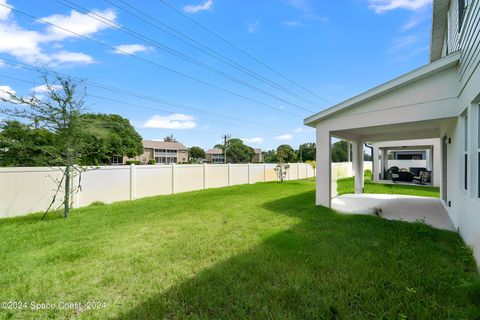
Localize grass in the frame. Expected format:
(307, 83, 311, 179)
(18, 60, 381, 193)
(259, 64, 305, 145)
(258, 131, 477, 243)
(337, 175, 441, 198)
(0, 179, 478, 319)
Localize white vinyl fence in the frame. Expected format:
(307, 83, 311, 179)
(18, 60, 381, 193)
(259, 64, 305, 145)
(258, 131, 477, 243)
(0, 161, 372, 218)
(0, 163, 313, 218)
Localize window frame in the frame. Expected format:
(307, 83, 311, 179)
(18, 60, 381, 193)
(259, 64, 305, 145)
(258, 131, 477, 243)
(477, 104, 480, 198)
(463, 113, 469, 191)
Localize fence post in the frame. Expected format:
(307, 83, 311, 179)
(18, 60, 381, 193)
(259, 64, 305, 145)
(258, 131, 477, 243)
(248, 163, 252, 184)
(203, 163, 207, 189)
(171, 163, 176, 194)
(130, 164, 136, 200)
(263, 163, 266, 182)
(228, 163, 231, 186)
(297, 163, 300, 180)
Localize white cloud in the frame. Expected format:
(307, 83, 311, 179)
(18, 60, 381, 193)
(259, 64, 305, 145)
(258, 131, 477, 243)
(113, 44, 153, 55)
(389, 35, 418, 52)
(285, 0, 311, 12)
(283, 21, 301, 28)
(275, 134, 293, 140)
(0, 59, 4, 67)
(0, 1, 116, 65)
(246, 20, 260, 33)
(143, 114, 196, 129)
(242, 137, 263, 144)
(0, 85, 15, 100)
(31, 84, 62, 93)
(0, 0, 11, 21)
(40, 9, 117, 42)
(368, 0, 432, 14)
(294, 127, 304, 133)
(182, 0, 214, 13)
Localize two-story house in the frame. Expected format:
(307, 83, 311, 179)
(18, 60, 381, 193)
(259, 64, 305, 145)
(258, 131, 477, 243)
(305, 0, 480, 265)
(124, 140, 188, 164)
(206, 148, 225, 163)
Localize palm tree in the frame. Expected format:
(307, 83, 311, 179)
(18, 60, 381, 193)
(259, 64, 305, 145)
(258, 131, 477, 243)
(164, 134, 177, 142)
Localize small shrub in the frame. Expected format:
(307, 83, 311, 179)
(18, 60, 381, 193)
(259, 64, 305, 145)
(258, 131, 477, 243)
(364, 169, 372, 179)
(148, 159, 156, 165)
(125, 160, 141, 165)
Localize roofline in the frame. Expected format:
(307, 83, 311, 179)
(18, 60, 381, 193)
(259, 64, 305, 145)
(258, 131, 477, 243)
(304, 51, 460, 127)
(429, 0, 449, 62)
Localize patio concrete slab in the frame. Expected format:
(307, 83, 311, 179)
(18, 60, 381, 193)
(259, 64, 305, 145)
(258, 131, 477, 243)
(332, 194, 455, 231)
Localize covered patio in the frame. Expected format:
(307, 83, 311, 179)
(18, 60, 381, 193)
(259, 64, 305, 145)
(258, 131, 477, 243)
(332, 194, 455, 231)
(304, 52, 460, 209)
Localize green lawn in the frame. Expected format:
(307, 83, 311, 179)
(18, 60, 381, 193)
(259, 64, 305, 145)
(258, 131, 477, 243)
(337, 176, 441, 198)
(0, 179, 478, 319)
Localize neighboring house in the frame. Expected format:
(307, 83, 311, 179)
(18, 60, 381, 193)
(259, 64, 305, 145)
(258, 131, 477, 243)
(253, 148, 263, 163)
(304, 0, 480, 264)
(371, 139, 441, 187)
(206, 148, 225, 163)
(123, 140, 188, 164)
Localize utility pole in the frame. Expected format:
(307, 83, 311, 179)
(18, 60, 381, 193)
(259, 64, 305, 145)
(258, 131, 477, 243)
(222, 134, 231, 164)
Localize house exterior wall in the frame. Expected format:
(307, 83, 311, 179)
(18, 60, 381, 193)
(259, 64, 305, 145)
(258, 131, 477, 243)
(310, 0, 480, 265)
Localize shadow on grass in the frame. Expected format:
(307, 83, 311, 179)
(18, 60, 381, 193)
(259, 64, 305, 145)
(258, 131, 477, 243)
(115, 191, 479, 319)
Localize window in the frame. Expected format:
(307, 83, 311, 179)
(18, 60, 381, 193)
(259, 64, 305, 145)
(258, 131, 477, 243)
(464, 114, 469, 190)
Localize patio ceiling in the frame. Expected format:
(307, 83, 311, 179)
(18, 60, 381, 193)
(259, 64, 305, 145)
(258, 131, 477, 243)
(330, 118, 452, 143)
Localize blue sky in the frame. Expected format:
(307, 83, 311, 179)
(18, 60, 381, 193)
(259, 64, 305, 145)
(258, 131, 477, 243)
(0, 0, 433, 150)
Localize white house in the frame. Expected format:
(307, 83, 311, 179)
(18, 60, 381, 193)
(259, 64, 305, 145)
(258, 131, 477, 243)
(305, 0, 480, 264)
(371, 138, 441, 187)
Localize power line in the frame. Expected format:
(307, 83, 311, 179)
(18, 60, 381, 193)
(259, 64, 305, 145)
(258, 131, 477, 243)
(0, 71, 289, 134)
(0, 56, 287, 129)
(53, 0, 315, 114)
(158, 0, 329, 103)
(0, 3, 303, 118)
(102, 0, 320, 108)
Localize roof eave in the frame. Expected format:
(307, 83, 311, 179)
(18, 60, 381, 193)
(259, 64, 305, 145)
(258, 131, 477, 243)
(304, 51, 460, 127)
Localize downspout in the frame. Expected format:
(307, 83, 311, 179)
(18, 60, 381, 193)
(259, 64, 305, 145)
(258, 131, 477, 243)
(364, 143, 373, 181)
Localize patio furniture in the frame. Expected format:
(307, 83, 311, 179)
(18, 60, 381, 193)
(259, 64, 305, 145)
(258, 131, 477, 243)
(410, 167, 427, 177)
(413, 170, 431, 185)
(392, 171, 414, 183)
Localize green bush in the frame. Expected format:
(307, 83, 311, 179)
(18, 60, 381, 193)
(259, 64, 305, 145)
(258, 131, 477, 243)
(364, 169, 372, 179)
(125, 160, 141, 165)
(148, 159, 156, 165)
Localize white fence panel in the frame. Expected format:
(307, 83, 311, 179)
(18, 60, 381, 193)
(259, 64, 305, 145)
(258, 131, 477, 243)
(0, 162, 324, 218)
(0, 167, 64, 218)
(230, 164, 249, 186)
(176, 165, 203, 193)
(78, 166, 131, 206)
(205, 164, 228, 189)
(265, 164, 278, 181)
(136, 165, 173, 198)
(250, 164, 265, 183)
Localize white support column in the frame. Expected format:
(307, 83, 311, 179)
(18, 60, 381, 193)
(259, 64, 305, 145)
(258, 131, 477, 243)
(228, 163, 231, 186)
(381, 149, 389, 180)
(316, 128, 331, 207)
(352, 140, 364, 194)
(372, 145, 380, 182)
(203, 163, 207, 189)
(129, 164, 136, 200)
(171, 163, 176, 194)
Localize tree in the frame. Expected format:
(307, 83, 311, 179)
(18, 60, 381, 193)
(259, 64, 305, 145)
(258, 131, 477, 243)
(331, 140, 372, 162)
(277, 144, 297, 163)
(164, 134, 177, 142)
(0, 120, 57, 166)
(215, 138, 254, 163)
(263, 150, 277, 163)
(1, 75, 87, 219)
(80, 113, 143, 165)
(331, 140, 348, 162)
(189, 146, 205, 162)
(297, 143, 315, 162)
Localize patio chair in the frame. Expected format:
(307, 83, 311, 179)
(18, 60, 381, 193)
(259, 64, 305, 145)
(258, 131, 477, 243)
(413, 170, 431, 185)
(392, 171, 414, 183)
